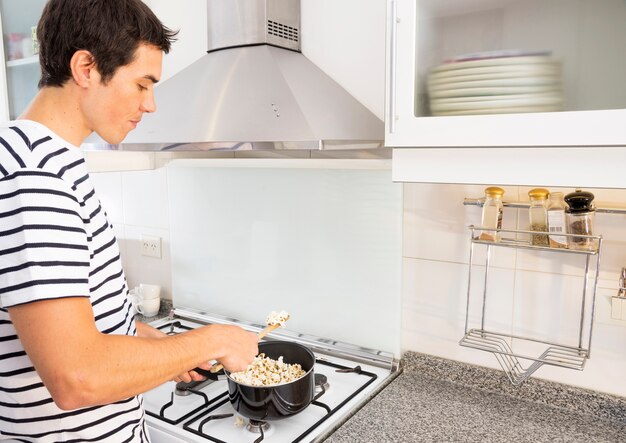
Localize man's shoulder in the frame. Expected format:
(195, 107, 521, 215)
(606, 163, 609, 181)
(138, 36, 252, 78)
(0, 120, 57, 150)
(0, 120, 82, 178)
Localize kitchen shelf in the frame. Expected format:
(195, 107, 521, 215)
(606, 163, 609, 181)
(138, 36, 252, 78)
(469, 226, 599, 256)
(460, 329, 588, 385)
(464, 198, 626, 215)
(460, 225, 602, 386)
(6, 55, 38, 68)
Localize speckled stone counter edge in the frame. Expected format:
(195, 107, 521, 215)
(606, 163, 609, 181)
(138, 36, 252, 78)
(315, 368, 403, 442)
(134, 299, 173, 324)
(402, 351, 626, 424)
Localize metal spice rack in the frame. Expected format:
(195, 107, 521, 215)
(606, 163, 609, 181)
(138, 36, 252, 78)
(459, 224, 603, 386)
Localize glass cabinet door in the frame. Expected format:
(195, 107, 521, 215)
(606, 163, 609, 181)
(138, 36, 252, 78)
(386, 0, 626, 147)
(414, 0, 626, 118)
(1, 0, 46, 120)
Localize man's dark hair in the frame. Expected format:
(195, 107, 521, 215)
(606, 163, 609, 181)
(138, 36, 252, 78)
(37, 0, 178, 88)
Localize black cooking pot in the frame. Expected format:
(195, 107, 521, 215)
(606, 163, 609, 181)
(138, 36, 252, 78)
(225, 341, 315, 421)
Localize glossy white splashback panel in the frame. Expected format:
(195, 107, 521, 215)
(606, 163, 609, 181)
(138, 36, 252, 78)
(167, 159, 402, 355)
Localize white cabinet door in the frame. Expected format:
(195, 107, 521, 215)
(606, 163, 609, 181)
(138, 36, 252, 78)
(385, 0, 626, 148)
(0, 9, 10, 121)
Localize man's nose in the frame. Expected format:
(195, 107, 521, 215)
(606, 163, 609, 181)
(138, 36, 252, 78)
(141, 91, 156, 113)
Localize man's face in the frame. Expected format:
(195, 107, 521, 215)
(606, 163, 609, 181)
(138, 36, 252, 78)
(83, 43, 163, 144)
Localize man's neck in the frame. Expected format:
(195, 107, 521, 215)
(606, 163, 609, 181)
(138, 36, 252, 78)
(19, 85, 91, 147)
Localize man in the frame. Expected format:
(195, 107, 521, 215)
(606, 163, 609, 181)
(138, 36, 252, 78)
(0, 1, 258, 441)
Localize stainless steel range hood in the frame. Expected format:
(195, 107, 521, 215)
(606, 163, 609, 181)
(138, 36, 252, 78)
(107, 0, 383, 151)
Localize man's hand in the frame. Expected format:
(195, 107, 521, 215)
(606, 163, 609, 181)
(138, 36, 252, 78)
(201, 324, 259, 373)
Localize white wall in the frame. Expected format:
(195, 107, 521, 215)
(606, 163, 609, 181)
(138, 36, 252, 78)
(90, 169, 173, 300)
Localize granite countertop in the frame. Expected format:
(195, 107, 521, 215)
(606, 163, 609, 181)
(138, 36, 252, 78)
(325, 352, 626, 443)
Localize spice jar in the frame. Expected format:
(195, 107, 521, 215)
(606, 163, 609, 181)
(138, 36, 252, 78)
(547, 192, 568, 249)
(479, 187, 504, 241)
(564, 189, 596, 251)
(528, 188, 549, 246)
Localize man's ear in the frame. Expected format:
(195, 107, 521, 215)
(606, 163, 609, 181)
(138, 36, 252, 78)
(70, 50, 99, 88)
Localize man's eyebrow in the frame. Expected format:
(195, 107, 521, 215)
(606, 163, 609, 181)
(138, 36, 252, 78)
(143, 75, 159, 84)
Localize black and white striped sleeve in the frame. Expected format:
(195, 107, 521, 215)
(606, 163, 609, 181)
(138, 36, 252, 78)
(0, 168, 90, 308)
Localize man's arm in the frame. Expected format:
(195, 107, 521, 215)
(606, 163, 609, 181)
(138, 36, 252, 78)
(9, 297, 258, 410)
(135, 321, 212, 383)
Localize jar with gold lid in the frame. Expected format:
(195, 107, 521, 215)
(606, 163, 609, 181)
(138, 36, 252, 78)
(528, 188, 550, 246)
(479, 186, 504, 241)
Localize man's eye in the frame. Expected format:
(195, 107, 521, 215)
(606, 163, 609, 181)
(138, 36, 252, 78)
(138, 84, 148, 91)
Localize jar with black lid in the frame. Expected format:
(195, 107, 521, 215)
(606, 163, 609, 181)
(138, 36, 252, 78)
(564, 189, 597, 251)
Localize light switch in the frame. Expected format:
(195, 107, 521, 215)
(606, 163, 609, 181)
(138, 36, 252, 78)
(611, 296, 623, 320)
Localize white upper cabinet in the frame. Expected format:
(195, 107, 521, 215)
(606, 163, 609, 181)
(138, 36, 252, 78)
(0, 0, 45, 121)
(385, 0, 626, 148)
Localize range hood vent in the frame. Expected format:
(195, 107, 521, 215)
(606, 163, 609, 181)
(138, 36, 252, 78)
(108, 0, 384, 152)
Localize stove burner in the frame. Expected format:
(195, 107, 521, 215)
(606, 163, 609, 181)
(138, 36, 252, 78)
(174, 381, 194, 396)
(314, 373, 330, 394)
(246, 419, 271, 434)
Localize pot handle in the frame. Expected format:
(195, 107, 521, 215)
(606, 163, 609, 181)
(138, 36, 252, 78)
(192, 366, 223, 380)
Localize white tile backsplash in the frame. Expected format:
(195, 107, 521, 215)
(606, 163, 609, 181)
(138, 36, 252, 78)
(84, 151, 155, 172)
(90, 172, 124, 224)
(121, 225, 172, 300)
(403, 183, 518, 269)
(90, 167, 174, 300)
(121, 168, 170, 229)
(402, 182, 626, 397)
(511, 270, 593, 347)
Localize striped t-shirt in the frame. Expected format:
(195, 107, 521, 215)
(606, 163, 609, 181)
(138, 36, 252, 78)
(0, 120, 149, 442)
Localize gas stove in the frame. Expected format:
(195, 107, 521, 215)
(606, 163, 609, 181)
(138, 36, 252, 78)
(144, 309, 398, 443)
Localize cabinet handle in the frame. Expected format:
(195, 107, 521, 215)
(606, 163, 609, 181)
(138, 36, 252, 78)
(388, 0, 398, 134)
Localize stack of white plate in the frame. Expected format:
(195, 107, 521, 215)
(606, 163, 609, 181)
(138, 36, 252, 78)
(427, 52, 563, 116)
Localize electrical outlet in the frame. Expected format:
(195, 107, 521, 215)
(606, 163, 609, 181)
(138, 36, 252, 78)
(141, 235, 161, 259)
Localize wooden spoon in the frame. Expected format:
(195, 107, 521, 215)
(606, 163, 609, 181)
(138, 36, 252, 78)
(208, 313, 290, 373)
